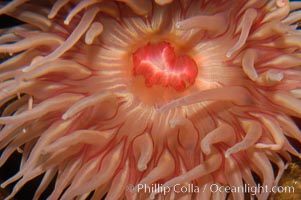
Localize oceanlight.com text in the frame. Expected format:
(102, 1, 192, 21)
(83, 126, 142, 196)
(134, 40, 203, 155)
(126, 183, 295, 197)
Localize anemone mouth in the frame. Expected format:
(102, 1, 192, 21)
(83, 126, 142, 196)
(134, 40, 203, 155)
(132, 41, 198, 91)
(1, 0, 301, 200)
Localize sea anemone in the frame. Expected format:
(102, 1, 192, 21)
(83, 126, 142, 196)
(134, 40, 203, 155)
(1, 0, 301, 199)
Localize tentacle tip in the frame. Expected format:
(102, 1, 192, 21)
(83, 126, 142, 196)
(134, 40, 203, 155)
(138, 164, 147, 171)
(40, 148, 49, 155)
(63, 20, 70, 25)
(22, 66, 31, 72)
(225, 151, 231, 158)
(276, 0, 289, 8)
(62, 114, 69, 120)
(156, 106, 166, 113)
(175, 22, 182, 29)
(201, 146, 211, 155)
(149, 193, 156, 200)
(48, 15, 54, 19)
(85, 39, 93, 45)
(250, 74, 258, 81)
(169, 120, 176, 128)
(48, 13, 55, 19)
(226, 51, 232, 58)
(1, 182, 9, 189)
